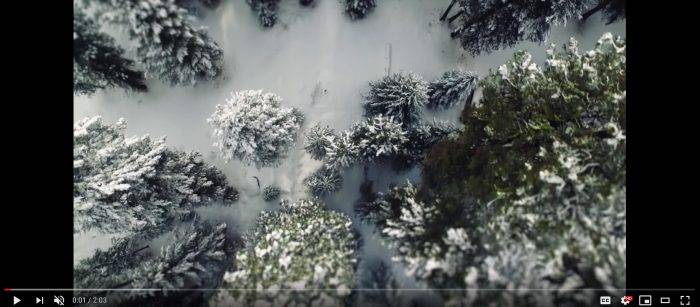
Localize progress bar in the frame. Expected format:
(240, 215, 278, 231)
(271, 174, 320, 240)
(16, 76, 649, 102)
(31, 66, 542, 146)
(4, 288, 697, 292)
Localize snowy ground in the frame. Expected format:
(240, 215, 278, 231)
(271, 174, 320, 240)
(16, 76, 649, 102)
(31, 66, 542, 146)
(74, 0, 625, 296)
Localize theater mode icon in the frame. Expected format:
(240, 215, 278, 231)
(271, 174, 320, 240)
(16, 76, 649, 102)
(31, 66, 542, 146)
(600, 296, 612, 305)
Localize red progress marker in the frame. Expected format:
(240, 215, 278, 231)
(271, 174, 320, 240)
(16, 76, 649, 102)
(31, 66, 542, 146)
(3, 288, 11, 292)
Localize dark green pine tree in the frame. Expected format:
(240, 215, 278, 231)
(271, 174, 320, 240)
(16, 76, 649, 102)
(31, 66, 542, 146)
(73, 6, 147, 95)
(370, 34, 628, 305)
(447, 0, 589, 55)
(402, 121, 456, 160)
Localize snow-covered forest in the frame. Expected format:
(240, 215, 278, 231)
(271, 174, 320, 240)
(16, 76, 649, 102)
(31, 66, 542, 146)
(74, 0, 626, 306)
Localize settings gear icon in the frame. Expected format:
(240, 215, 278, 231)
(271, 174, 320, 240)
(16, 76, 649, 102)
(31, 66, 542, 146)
(621, 295, 634, 305)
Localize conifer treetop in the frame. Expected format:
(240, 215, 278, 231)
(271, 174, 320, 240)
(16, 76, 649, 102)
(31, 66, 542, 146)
(212, 199, 357, 306)
(208, 90, 304, 168)
(73, 5, 147, 95)
(74, 116, 238, 234)
(98, 0, 224, 86)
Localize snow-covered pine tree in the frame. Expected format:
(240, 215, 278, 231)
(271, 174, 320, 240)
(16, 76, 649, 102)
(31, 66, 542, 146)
(366, 34, 626, 305)
(426, 70, 478, 109)
(73, 6, 147, 95)
(303, 165, 343, 196)
(159, 149, 240, 203)
(345, 0, 377, 20)
(75, 220, 234, 306)
(262, 185, 281, 201)
(74, 116, 238, 234)
(97, 0, 223, 86)
(349, 115, 408, 163)
(323, 131, 359, 170)
(357, 181, 476, 296)
(356, 180, 421, 229)
(304, 123, 337, 160)
(247, 0, 280, 27)
(208, 90, 304, 168)
(74, 227, 157, 294)
(449, 0, 588, 55)
(211, 199, 358, 307)
(317, 116, 448, 172)
(363, 72, 428, 127)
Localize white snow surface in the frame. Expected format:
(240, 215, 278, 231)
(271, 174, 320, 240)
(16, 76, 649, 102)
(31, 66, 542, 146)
(74, 0, 625, 293)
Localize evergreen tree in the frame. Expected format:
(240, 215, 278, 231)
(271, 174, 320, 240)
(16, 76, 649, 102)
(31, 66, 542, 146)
(426, 70, 478, 109)
(97, 0, 224, 85)
(300, 0, 315, 7)
(262, 185, 281, 201)
(425, 33, 626, 201)
(304, 123, 337, 161)
(323, 131, 359, 170)
(449, 0, 588, 55)
(75, 220, 234, 306)
(74, 116, 238, 234)
(356, 180, 421, 230)
(363, 72, 428, 127)
(363, 34, 627, 305)
(212, 199, 358, 307)
(208, 90, 304, 168)
(349, 115, 408, 163)
(345, 0, 377, 20)
(304, 165, 343, 196)
(392, 120, 456, 170)
(356, 259, 400, 307)
(353, 178, 378, 222)
(73, 6, 147, 95)
(404, 121, 457, 157)
(318, 117, 452, 171)
(247, 0, 280, 27)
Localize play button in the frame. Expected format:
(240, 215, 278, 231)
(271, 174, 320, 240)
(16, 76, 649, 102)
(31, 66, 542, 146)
(13, 296, 20, 305)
